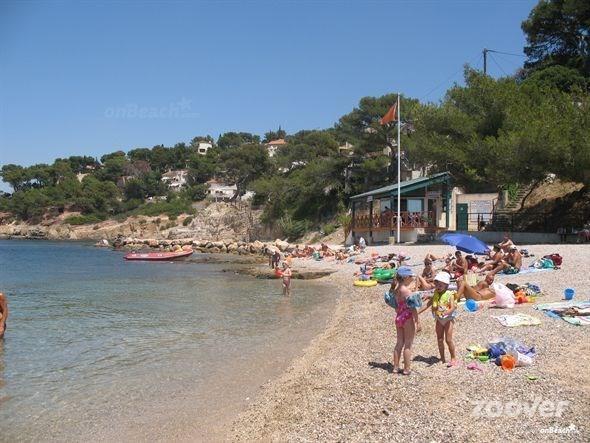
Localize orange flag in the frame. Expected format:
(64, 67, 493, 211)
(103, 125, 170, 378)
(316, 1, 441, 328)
(379, 103, 397, 125)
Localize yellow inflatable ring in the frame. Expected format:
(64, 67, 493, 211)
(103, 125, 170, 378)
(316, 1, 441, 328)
(353, 279, 378, 287)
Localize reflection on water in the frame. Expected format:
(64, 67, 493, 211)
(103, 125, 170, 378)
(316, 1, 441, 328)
(0, 240, 333, 441)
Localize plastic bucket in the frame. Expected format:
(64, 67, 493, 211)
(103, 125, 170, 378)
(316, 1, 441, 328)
(464, 299, 478, 312)
(501, 355, 516, 371)
(564, 288, 575, 300)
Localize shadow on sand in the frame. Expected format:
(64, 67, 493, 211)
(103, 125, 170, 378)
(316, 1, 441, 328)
(412, 355, 441, 366)
(368, 361, 394, 373)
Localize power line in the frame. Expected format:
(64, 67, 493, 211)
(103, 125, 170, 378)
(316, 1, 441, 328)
(419, 52, 482, 102)
(487, 49, 526, 58)
(489, 52, 509, 76)
(493, 52, 523, 71)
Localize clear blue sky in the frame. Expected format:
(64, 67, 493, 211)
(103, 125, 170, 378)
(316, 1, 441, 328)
(0, 0, 537, 176)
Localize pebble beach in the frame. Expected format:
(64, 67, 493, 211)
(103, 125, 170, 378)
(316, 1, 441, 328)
(231, 244, 590, 442)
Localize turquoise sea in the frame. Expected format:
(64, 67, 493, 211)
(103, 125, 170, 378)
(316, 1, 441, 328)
(0, 240, 334, 441)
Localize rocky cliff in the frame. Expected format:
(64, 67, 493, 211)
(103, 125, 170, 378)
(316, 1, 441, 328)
(0, 202, 274, 242)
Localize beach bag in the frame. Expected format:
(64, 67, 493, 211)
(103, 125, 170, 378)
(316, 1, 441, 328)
(491, 283, 515, 308)
(543, 253, 562, 266)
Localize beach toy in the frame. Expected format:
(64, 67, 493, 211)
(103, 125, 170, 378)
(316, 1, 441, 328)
(501, 355, 516, 371)
(464, 299, 478, 312)
(353, 279, 378, 287)
(467, 362, 483, 371)
(488, 344, 505, 359)
(526, 375, 539, 381)
(564, 288, 575, 301)
(477, 355, 490, 362)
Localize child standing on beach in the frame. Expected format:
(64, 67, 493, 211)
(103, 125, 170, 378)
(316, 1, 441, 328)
(420, 271, 458, 367)
(388, 267, 421, 375)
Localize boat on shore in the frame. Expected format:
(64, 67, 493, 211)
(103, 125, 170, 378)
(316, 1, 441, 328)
(124, 249, 193, 261)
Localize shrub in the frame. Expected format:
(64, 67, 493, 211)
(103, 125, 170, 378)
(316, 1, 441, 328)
(322, 223, 336, 236)
(182, 216, 193, 226)
(134, 198, 193, 218)
(278, 214, 308, 241)
(64, 214, 103, 225)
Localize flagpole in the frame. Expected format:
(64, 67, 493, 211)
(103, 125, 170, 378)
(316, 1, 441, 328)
(396, 93, 401, 243)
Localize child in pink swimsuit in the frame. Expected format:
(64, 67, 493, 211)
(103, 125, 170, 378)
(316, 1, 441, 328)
(387, 267, 422, 375)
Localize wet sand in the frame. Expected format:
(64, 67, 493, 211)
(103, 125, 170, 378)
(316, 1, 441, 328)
(231, 244, 590, 441)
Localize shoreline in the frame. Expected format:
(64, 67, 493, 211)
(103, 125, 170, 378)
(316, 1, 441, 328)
(230, 244, 590, 441)
(0, 239, 340, 442)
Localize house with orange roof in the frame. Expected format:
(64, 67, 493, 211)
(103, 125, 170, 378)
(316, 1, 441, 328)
(265, 138, 287, 158)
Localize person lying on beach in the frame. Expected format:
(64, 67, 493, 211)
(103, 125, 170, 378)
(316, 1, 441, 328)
(335, 250, 347, 263)
(281, 262, 292, 296)
(320, 243, 335, 257)
(465, 255, 480, 272)
(491, 245, 522, 275)
(457, 273, 496, 301)
(0, 291, 8, 338)
(419, 272, 458, 367)
(424, 253, 445, 262)
(390, 267, 420, 375)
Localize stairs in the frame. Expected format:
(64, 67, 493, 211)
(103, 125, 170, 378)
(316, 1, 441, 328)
(503, 185, 533, 211)
(489, 183, 535, 231)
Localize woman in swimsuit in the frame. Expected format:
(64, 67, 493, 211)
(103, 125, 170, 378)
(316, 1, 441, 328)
(281, 262, 292, 296)
(390, 267, 421, 375)
(416, 258, 436, 291)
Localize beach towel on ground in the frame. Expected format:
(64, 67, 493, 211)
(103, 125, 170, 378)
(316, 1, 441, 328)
(534, 301, 590, 326)
(499, 267, 553, 277)
(492, 314, 542, 327)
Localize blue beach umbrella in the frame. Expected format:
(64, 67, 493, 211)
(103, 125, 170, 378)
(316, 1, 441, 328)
(440, 233, 490, 255)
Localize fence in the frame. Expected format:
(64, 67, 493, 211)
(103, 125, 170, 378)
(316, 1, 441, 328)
(465, 212, 552, 233)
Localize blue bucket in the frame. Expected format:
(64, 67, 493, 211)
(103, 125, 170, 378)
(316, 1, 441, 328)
(464, 299, 478, 312)
(564, 288, 575, 300)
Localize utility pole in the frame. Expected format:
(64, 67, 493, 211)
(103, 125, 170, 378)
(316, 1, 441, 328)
(483, 48, 488, 75)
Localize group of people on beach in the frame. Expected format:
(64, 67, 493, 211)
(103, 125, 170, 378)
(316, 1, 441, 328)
(388, 235, 525, 375)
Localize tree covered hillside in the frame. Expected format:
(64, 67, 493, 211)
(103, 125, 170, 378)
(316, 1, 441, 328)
(1, 0, 589, 234)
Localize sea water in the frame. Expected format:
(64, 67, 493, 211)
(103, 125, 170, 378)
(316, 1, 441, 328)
(0, 240, 334, 441)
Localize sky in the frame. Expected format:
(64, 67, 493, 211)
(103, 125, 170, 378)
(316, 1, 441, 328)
(0, 0, 538, 186)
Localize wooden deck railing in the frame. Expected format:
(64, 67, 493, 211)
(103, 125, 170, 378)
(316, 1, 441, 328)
(352, 211, 436, 230)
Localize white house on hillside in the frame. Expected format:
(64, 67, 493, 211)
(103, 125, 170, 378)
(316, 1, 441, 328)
(206, 179, 238, 201)
(196, 142, 213, 155)
(161, 169, 188, 191)
(266, 139, 287, 157)
(338, 141, 354, 156)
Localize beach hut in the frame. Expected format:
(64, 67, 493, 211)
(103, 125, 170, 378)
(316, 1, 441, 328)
(349, 171, 453, 244)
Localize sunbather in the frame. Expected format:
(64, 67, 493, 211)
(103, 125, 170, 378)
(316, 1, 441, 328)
(457, 273, 496, 301)
(499, 234, 515, 252)
(491, 245, 522, 275)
